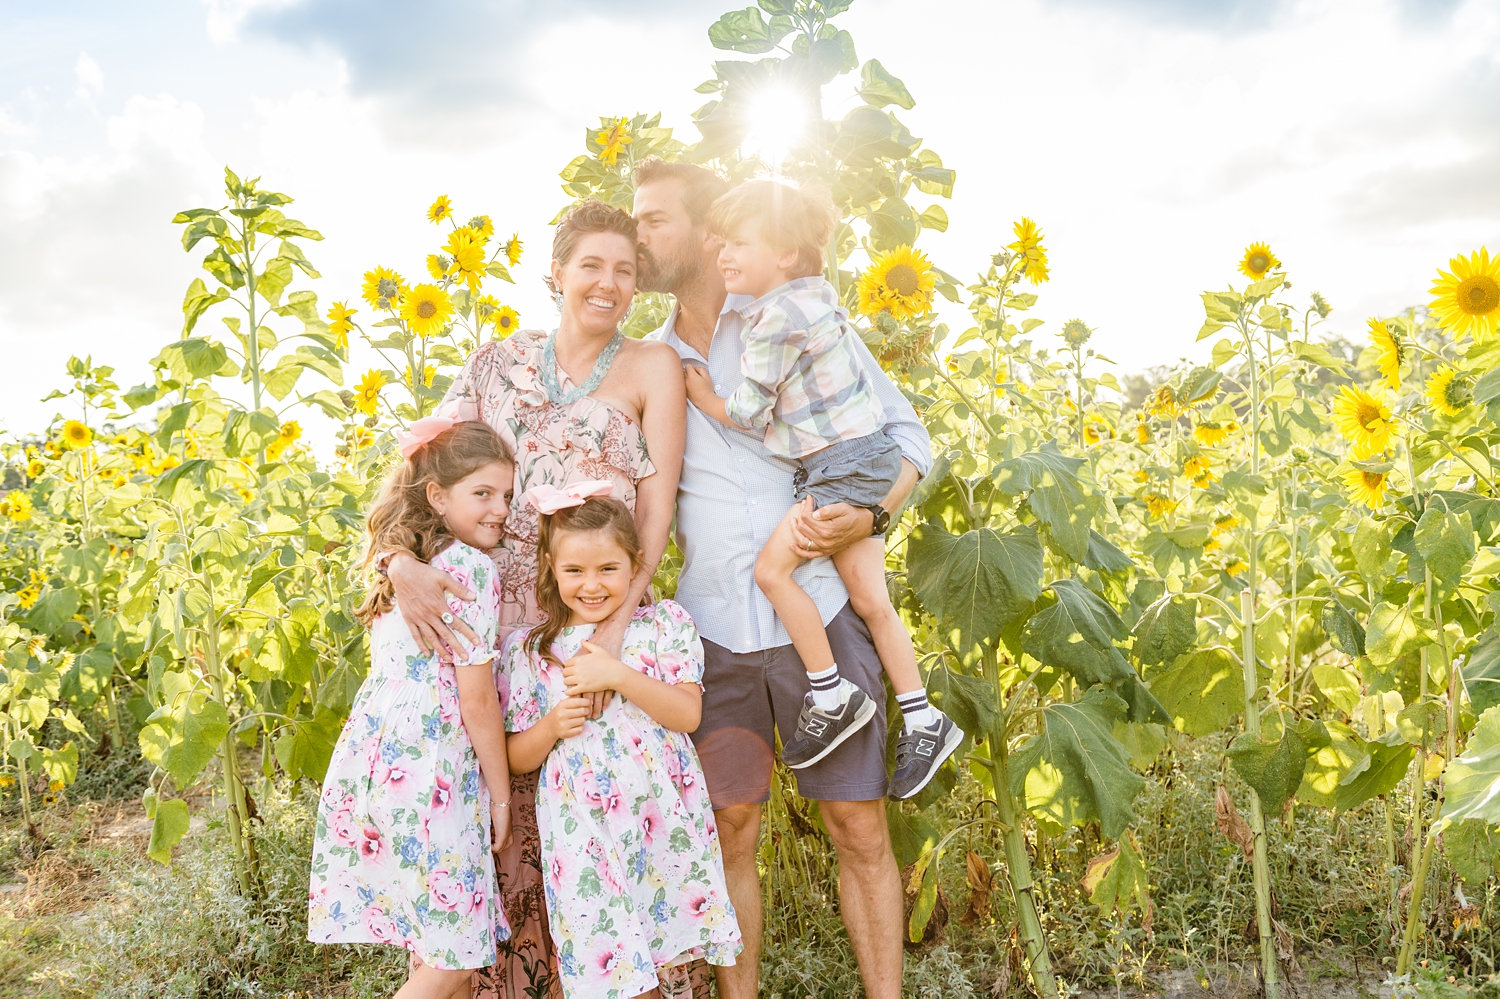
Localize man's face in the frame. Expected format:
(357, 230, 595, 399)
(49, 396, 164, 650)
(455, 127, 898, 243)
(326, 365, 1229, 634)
(633, 178, 708, 294)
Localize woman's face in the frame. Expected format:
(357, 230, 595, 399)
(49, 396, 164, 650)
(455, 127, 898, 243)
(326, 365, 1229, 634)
(551, 231, 637, 337)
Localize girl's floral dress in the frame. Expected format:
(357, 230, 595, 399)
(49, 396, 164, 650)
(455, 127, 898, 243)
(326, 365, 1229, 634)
(308, 542, 511, 970)
(502, 601, 741, 999)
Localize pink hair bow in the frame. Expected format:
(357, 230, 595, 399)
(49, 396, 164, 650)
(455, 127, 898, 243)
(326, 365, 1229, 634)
(524, 479, 615, 515)
(395, 397, 478, 459)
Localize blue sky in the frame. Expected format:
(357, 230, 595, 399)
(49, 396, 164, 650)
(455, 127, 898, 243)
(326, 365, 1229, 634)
(2, 0, 1497, 438)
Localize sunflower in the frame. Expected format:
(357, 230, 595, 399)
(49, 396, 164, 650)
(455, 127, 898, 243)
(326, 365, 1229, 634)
(857, 245, 936, 323)
(1193, 419, 1240, 447)
(1135, 417, 1152, 445)
(401, 283, 454, 338)
(354, 369, 388, 416)
(25, 459, 44, 478)
(1144, 492, 1177, 518)
(427, 194, 452, 224)
(266, 420, 302, 461)
(483, 300, 520, 338)
(407, 364, 436, 388)
(16, 584, 40, 609)
(1331, 385, 1394, 456)
(1368, 319, 1404, 390)
(1008, 217, 1049, 285)
(350, 426, 375, 451)
(1184, 454, 1216, 487)
(445, 230, 486, 292)
(1341, 467, 1388, 509)
(467, 215, 494, 242)
(326, 301, 356, 350)
(1146, 385, 1185, 419)
(1083, 415, 1112, 444)
(5, 492, 34, 522)
(596, 117, 634, 166)
(426, 254, 450, 281)
(1429, 247, 1500, 341)
(1224, 559, 1248, 577)
(505, 234, 524, 267)
(361, 266, 407, 310)
(1425, 365, 1472, 417)
(61, 420, 92, 450)
(1238, 242, 1279, 280)
(1212, 512, 1242, 535)
(1060, 318, 1092, 348)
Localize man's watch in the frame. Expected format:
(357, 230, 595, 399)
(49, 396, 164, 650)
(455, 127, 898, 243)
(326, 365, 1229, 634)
(866, 504, 890, 537)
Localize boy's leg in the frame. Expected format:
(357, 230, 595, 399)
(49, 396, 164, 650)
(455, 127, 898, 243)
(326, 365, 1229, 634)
(753, 510, 835, 675)
(830, 541, 961, 800)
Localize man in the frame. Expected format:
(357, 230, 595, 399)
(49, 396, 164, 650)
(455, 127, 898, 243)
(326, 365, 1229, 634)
(633, 156, 931, 999)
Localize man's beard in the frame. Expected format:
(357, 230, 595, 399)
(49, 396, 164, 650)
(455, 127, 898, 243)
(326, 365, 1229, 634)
(638, 243, 702, 295)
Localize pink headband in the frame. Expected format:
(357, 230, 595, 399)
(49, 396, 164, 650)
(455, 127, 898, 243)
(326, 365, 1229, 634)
(395, 397, 478, 459)
(524, 479, 614, 515)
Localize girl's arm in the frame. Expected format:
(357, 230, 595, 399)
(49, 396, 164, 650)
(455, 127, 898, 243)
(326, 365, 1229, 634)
(564, 641, 702, 733)
(454, 661, 512, 847)
(591, 343, 685, 659)
(507, 692, 592, 774)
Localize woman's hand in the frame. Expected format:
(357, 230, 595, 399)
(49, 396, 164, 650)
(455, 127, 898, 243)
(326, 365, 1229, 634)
(562, 641, 625, 696)
(389, 552, 479, 657)
(490, 799, 513, 854)
(548, 695, 592, 741)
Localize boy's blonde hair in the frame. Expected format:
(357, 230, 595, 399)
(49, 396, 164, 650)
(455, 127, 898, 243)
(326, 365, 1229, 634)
(707, 180, 836, 280)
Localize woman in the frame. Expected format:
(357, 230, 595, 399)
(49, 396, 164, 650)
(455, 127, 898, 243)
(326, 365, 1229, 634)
(386, 199, 698, 997)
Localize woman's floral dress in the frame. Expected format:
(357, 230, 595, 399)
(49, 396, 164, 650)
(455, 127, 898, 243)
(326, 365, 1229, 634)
(308, 542, 510, 970)
(502, 601, 741, 999)
(444, 330, 706, 998)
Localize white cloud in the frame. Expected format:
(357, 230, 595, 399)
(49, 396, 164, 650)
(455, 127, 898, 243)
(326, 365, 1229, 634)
(74, 52, 104, 102)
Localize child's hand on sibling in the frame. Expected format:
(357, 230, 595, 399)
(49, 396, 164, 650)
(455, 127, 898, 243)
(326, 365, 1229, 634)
(562, 641, 624, 696)
(548, 695, 592, 741)
(683, 365, 717, 406)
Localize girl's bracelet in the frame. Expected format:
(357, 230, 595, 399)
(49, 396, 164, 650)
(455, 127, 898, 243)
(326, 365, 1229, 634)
(493, 800, 510, 809)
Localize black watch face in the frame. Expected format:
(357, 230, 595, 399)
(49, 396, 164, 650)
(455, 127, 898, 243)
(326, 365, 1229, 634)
(871, 508, 890, 533)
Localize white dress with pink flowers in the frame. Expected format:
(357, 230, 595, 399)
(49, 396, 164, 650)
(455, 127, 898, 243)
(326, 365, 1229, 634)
(308, 541, 511, 970)
(501, 601, 741, 998)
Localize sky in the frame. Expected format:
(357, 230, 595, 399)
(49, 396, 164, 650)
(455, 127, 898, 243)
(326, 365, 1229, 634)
(1, 0, 1497, 440)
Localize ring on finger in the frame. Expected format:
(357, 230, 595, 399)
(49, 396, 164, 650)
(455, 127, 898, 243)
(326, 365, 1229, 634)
(440, 611, 455, 624)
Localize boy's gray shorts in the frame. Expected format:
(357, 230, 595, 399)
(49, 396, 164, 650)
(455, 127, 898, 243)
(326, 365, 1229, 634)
(792, 431, 902, 520)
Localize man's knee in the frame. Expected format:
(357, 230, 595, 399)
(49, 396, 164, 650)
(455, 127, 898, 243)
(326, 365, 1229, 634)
(820, 799, 892, 866)
(714, 803, 763, 862)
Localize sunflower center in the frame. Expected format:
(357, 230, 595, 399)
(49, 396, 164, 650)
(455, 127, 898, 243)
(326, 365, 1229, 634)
(500, 314, 513, 328)
(377, 279, 400, 299)
(886, 264, 920, 296)
(1362, 471, 1383, 489)
(1356, 403, 1384, 430)
(1458, 275, 1500, 316)
(417, 301, 437, 320)
(1249, 253, 1269, 273)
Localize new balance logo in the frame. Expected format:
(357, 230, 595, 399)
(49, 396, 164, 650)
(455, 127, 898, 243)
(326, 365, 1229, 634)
(916, 739, 936, 756)
(804, 718, 828, 737)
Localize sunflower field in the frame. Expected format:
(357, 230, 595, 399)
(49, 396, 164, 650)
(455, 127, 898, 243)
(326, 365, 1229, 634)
(4, 1, 1500, 996)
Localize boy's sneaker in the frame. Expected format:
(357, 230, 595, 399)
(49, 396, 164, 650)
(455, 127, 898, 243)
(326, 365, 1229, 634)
(782, 681, 877, 770)
(889, 712, 963, 800)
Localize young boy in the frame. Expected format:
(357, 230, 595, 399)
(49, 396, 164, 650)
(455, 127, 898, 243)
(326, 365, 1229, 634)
(682, 179, 960, 800)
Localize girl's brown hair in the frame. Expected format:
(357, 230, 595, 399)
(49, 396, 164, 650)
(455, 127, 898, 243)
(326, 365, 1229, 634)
(353, 421, 513, 626)
(528, 496, 642, 662)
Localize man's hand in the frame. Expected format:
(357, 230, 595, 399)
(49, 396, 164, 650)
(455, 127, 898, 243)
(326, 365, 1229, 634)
(563, 641, 625, 697)
(388, 553, 479, 657)
(785, 497, 875, 559)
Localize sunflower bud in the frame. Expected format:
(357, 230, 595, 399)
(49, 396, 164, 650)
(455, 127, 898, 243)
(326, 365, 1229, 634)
(875, 311, 899, 337)
(1060, 319, 1093, 348)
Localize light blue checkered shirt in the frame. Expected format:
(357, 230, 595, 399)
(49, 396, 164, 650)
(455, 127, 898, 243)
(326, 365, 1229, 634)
(652, 295, 933, 654)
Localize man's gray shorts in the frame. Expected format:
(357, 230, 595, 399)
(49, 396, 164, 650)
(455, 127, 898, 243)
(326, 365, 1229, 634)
(792, 431, 902, 516)
(690, 602, 889, 807)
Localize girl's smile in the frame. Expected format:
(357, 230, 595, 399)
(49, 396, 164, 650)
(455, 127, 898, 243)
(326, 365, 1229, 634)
(550, 528, 635, 626)
(427, 460, 514, 550)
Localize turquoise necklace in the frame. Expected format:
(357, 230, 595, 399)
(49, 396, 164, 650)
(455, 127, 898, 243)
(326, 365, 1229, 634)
(541, 328, 624, 405)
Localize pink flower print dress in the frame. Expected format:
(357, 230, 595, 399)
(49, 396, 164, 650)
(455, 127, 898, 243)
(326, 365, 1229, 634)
(308, 542, 511, 970)
(501, 601, 741, 999)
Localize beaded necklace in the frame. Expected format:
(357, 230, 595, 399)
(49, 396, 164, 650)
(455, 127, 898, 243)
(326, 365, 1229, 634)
(540, 328, 624, 406)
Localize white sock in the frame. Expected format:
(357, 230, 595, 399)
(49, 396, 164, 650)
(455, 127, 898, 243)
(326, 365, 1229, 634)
(808, 664, 845, 710)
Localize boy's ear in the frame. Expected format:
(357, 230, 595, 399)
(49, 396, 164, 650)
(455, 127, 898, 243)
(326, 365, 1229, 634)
(776, 247, 800, 272)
